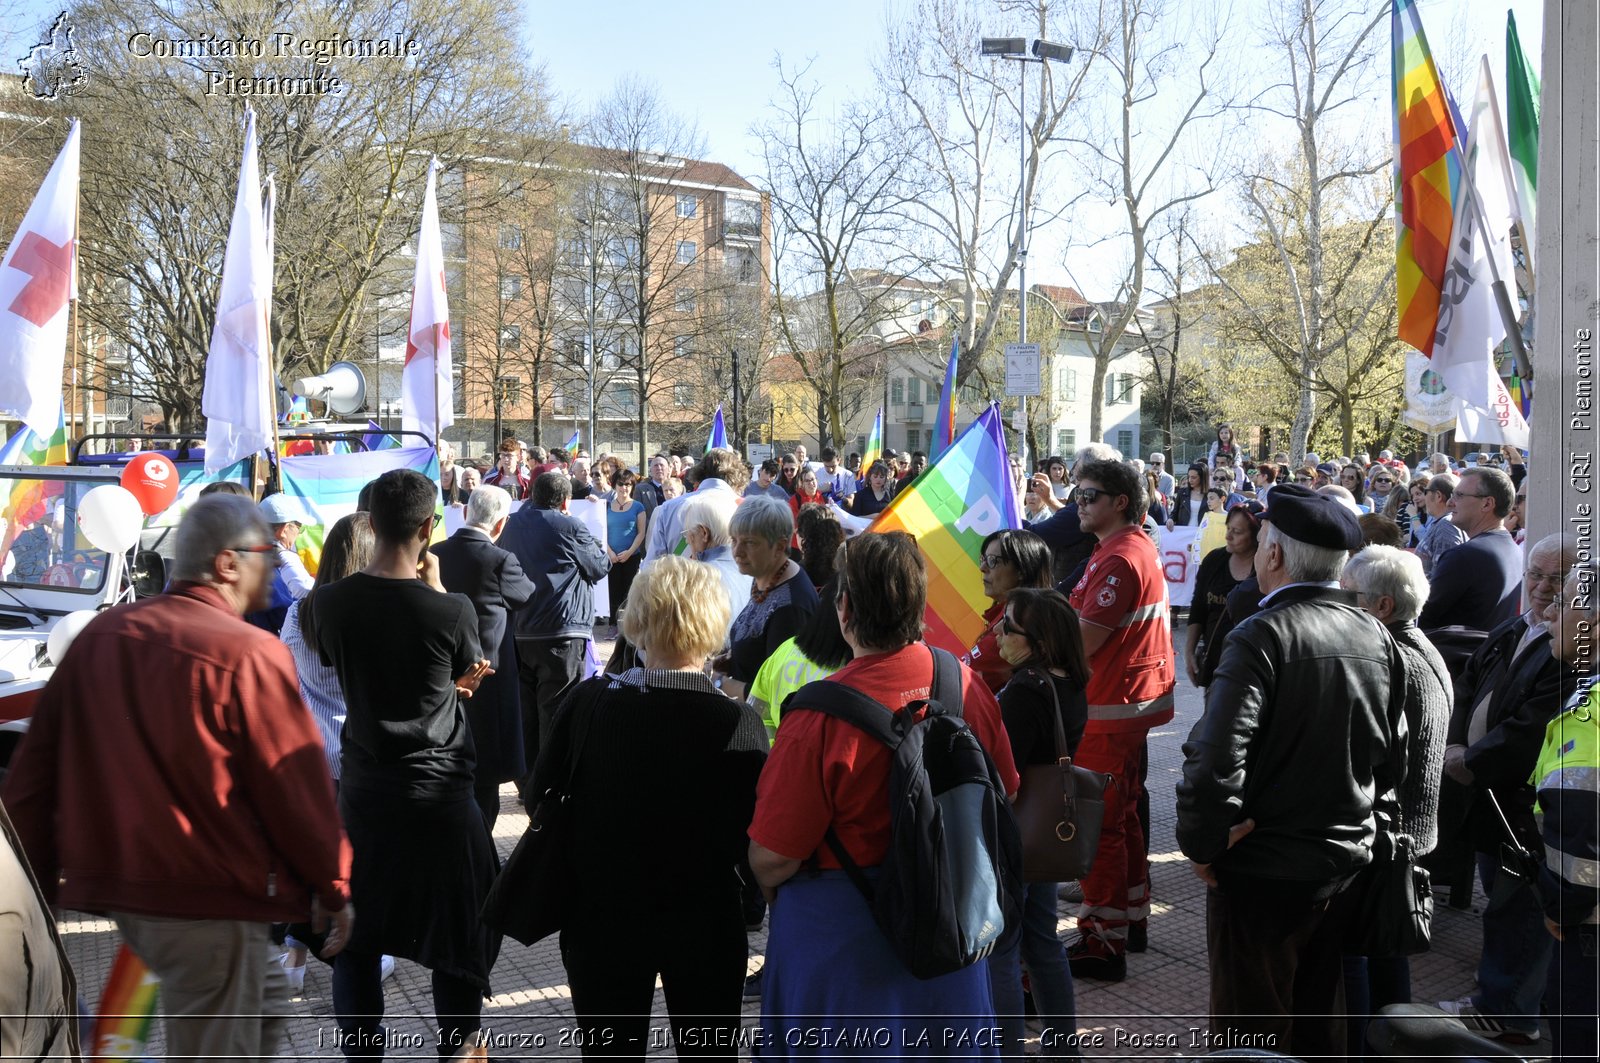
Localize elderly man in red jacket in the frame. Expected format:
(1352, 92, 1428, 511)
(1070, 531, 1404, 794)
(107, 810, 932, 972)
(3, 494, 353, 1061)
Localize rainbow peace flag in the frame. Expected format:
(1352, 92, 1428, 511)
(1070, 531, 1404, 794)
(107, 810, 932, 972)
(868, 405, 1019, 656)
(1393, 0, 1459, 357)
(564, 428, 581, 453)
(932, 333, 960, 458)
(1, 403, 70, 561)
(862, 407, 883, 469)
(278, 445, 441, 574)
(91, 944, 160, 1062)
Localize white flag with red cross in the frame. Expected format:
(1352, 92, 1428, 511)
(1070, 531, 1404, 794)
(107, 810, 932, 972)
(0, 119, 79, 440)
(400, 157, 453, 443)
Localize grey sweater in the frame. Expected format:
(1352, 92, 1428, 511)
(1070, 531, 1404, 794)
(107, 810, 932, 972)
(1391, 622, 1452, 854)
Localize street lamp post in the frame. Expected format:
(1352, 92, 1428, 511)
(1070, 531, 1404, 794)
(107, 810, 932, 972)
(980, 36, 1073, 472)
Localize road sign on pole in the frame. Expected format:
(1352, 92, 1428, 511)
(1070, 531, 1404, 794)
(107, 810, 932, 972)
(1004, 343, 1042, 396)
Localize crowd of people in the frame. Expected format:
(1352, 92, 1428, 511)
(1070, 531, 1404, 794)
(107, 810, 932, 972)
(0, 424, 1594, 1063)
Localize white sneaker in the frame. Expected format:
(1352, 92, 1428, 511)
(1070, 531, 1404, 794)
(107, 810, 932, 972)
(279, 954, 306, 995)
(380, 954, 397, 982)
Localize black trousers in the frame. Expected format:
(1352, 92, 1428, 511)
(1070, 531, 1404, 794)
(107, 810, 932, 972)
(560, 907, 747, 1062)
(1206, 881, 1345, 1059)
(514, 636, 588, 779)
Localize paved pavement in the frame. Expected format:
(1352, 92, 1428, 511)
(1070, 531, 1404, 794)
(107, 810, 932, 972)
(59, 628, 1535, 1059)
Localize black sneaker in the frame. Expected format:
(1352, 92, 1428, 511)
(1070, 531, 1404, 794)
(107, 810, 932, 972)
(742, 967, 763, 1000)
(1127, 921, 1148, 953)
(1066, 940, 1127, 982)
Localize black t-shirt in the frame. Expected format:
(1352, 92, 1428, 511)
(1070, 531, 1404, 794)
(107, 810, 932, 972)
(312, 573, 483, 799)
(1190, 546, 1246, 650)
(998, 667, 1088, 768)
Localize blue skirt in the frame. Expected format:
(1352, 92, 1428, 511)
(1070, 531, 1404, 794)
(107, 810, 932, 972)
(760, 870, 1000, 1060)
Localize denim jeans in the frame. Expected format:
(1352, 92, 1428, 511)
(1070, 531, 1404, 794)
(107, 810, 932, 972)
(1472, 852, 1551, 1035)
(988, 881, 1080, 1061)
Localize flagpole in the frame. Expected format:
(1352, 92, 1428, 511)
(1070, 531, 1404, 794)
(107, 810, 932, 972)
(264, 172, 283, 465)
(69, 135, 80, 449)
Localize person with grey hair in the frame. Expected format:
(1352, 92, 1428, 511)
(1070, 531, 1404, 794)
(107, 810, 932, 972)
(1177, 484, 1406, 1057)
(642, 448, 748, 570)
(1337, 545, 1451, 1051)
(498, 470, 609, 772)
(716, 496, 819, 702)
(3, 494, 353, 1060)
(1434, 532, 1580, 1043)
(1418, 466, 1522, 631)
(1023, 441, 1124, 583)
(430, 486, 537, 830)
(681, 490, 751, 631)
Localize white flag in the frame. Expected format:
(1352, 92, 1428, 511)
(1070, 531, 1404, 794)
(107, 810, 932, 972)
(202, 110, 275, 473)
(401, 157, 453, 442)
(1430, 57, 1529, 448)
(0, 119, 79, 439)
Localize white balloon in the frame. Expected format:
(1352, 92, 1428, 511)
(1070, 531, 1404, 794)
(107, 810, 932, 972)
(78, 485, 145, 554)
(46, 610, 99, 666)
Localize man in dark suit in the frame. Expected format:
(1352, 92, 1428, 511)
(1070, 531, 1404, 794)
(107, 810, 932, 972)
(497, 472, 610, 778)
(1418, 467, 1523, 631)
(430, 486, 537, 829)
(1435, 532, 1579, 1044)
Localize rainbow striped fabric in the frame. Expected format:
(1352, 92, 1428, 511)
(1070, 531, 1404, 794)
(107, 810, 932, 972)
(91, 944, 160, 1062)
(278, 445, 441, 574)
(564, 428, 581, 453)
(1393, 0, 1459, 357)
(862, 407, 883, 469)
(0, 403, 69, 560)
(868, 405, 1019, 656)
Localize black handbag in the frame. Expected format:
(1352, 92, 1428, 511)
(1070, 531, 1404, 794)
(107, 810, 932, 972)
(1341, 811, 1434, 957)
(1010, 670, 1111, 883)
(480, 686, 597, 946)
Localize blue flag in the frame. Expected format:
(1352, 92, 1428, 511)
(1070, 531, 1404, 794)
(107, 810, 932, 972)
(706, 405, 728, 452)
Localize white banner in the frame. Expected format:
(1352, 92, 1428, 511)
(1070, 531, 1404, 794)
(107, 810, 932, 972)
(1403, 350, 1458, 434)
(1160, 526, 1201, 608)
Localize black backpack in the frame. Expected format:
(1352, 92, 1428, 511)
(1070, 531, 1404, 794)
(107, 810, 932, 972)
(784, 647, 1023, 979)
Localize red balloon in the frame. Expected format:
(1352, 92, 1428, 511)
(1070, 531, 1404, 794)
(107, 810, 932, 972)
(120, 454, 181, 515)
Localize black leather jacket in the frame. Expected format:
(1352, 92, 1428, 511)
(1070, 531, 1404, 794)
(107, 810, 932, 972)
(1176, 584, 1409, 886)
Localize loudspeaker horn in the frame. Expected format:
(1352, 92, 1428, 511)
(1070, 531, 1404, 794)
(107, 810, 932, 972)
(293, 361, 368, 416)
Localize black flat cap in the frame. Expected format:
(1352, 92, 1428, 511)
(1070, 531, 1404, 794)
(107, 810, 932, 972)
(1262, 483, 1363, 551)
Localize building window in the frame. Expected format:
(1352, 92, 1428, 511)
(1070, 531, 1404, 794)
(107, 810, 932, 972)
(674, 383, 695, 407)
(908, 377, 923, 404)
(500, 274, 522, 301)
(1057, 429, 1076, 453)
(676, 194, 698, 218)
(500, 175, 524, 200)
(1117, 429, 1134, 455)
(1058, 365, 1078, 400)
(1105, 373, 1134, 405)
(725, 198, 761, 234)
(891, 378, 905, 405)
(676, 240, 697, 265)
(907, 428, 921, 450)
(498, 224, 522, 251)
(562, 337, 586, 366)
(727, 247, 758, 283)
(606, 237, 638, 268)
(499, 325, 521, 350)
(676, 288, 696, 313)
(674, 335, 691, 359)
(560, 236, 586, 266)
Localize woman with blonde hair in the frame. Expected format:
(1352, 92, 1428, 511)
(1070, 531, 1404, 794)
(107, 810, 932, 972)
(531, 556, 768, 1059)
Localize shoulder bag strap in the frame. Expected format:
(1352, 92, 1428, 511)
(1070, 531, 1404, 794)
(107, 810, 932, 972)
(928, 646, 964, 719)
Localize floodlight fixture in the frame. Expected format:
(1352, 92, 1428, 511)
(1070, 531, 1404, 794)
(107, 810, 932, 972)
(1032, 39, 1073, 63)
(980, 37, 1027, 57)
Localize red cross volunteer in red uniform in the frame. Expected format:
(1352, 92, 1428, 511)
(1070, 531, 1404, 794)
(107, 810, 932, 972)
(1065, 458, 1175, 982)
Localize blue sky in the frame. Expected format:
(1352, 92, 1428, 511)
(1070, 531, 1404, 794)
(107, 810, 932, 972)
(9, 0, 1548, 297)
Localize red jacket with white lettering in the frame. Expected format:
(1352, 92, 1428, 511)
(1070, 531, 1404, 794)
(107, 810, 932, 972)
(2, 583, 351, 920)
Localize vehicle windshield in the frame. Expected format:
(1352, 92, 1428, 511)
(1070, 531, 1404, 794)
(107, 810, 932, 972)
(0, 471, 114, 593)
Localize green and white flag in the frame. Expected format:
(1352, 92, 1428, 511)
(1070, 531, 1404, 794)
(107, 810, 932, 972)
(1506, 10, 1539, 259)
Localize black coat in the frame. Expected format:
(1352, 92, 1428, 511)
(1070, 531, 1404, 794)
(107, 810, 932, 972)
(1445, 615, 1573, 851)
(1177, 584, 1408, 886)
(431, 527, 538, 785)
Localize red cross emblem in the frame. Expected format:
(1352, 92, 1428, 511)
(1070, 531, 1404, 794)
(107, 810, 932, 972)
(6, 231, 72, 328)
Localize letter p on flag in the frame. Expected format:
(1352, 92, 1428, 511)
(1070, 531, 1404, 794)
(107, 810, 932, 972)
(0, 119, 79, 439)
(955, 495, 1003, 538)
